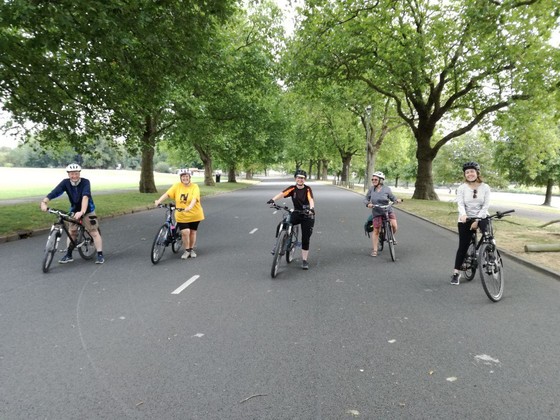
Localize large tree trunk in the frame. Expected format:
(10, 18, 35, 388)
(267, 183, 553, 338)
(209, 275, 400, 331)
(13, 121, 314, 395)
(412, 132, 439, 200)
(321, 159, 329, 180)
(194, 144, 215, 186)
(227, 166, 237, 183)
(245, 169, 253, 180)
(340, 153, 352, 183)
(543, 178, 554, 206)
(139, 115, 157, 193)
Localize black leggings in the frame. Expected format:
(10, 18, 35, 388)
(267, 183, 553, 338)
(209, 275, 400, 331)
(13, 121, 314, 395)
(291, 213, 315, 251)
(454, 219, 488, 270)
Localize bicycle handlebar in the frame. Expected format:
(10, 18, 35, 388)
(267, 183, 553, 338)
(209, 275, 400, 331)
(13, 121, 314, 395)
(157, 203, 186, 212)
(470, 209, 515, 221)
(268, 203, 314, 216)
(46, 208, 81, 223)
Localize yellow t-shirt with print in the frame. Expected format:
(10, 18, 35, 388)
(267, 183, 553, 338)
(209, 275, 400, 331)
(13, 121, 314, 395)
(165, 182, 205, 223)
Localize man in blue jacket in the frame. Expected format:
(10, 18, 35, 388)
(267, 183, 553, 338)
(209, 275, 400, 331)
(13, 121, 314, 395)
(40, 163, 105, 264)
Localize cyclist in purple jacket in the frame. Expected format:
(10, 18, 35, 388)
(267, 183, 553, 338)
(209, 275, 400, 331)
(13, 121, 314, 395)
(40, 164, 104, 264)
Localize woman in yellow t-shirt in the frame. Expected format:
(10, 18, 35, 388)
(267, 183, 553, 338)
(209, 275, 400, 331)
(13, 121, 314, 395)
(154, 170, 205, 259)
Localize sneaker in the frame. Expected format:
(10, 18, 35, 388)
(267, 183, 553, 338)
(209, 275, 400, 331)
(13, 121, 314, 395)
(450, 273, 460, 285)
(95, 254, 105, 264)
(58, 255, 74, 264)
(302, 260, 309, 270)
(189, 250, 197, 258)
(181, 251, 190, 260)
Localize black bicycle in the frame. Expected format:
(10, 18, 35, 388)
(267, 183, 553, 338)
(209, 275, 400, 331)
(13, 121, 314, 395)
(373, 202, 396, 262)
(151, 203, 184, 264)
(42, 208, 97, 273)
(269, 203, 305, 278)
(461, 209, 515, 302)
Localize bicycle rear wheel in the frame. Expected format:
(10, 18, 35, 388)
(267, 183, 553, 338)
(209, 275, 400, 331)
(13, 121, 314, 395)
(78, 229, 97, 260)
(42, 230, 60, 273)
(463, 242, 477, 281)
(386, 223, 396, 262)
(171, 230, 182, 253)
(378, 226, 384, 252)
(271, 230, 286, 278)
(286, 225, 299, 264)
(478, 243, 504, 302)
(151, 225, 168, 265)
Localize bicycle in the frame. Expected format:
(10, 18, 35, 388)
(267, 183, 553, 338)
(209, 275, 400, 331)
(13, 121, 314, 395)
(460, 209, 515, 302)
(268, 203, 306, 278)
(373, 202, 397, 262)
(42, 208, 97, 273)
(150, 203, 184, 265)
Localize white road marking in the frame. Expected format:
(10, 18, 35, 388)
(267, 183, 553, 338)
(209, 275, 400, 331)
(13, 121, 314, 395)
(249, 228, 258, 234)
(172, 275, 200, 294)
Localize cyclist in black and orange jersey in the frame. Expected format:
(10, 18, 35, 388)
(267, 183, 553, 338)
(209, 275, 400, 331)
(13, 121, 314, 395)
(267, 170, 315, 270)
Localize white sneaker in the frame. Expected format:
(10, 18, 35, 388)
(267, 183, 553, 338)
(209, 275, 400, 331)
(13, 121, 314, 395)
(181, 251, 190, 260)
(189, 250, 197, 258)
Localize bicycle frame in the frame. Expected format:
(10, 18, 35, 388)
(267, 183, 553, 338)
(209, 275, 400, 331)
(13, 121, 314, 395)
(42, 208, 97, 272)
(47, 209, 92, 250)
(372, 202, 396, 262)
(269, 204, 305, 278)
(461, 209, 514, 302)
(151, 203, 183, 264)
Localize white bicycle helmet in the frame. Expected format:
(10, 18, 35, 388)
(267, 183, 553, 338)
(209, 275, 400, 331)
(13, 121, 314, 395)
(178, 169, 192, 177)
(372, 171, 385, 180)
(66, 163, 82, 172)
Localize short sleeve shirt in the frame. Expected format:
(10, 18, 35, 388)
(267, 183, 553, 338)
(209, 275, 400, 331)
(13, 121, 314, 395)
(165, 182, 205, 223)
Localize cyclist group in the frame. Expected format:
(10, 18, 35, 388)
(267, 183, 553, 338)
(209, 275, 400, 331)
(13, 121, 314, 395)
(40, 161, 492, 286)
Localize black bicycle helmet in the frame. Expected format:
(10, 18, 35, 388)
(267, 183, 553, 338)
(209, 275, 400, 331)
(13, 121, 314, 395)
(294, 169, 307, 178)
(463, 161, 480, 173)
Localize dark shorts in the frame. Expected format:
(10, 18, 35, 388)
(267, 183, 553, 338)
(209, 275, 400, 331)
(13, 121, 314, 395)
(373, 212, 396, 229)
(177, 221, 201, 231)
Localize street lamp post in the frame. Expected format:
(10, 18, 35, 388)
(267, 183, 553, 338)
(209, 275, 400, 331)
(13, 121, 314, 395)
(364, 105, 372, 192)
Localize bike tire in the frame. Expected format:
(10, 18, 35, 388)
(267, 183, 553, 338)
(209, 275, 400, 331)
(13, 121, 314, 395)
(78, 229, 97, 260)
(386, 224, 396, 262)
(478, 243, 504, 302)
(151, 225, 168, 265)
(171, 230, 182, 254)
(463, 242, 477, 281)
(271, 230, 286, 278)
(42, 231, 60, 273)
(378, 226, 384, 252)
(286, 225, 299, 264)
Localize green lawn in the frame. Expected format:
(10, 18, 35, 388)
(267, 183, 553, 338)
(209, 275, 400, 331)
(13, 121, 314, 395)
(0, 168, 254, 237)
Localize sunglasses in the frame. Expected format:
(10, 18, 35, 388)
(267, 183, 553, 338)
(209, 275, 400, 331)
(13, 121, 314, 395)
(473, 189, 478, 199)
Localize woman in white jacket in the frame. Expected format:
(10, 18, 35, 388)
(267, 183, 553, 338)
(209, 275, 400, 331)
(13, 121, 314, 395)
(451, 161, 491, 285)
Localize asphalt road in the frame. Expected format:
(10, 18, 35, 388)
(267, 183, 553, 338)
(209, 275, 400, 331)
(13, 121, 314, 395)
(1, 180, 560, 419)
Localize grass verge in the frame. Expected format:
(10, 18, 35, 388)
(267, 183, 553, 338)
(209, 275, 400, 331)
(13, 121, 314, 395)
(0, 181, 254, 238)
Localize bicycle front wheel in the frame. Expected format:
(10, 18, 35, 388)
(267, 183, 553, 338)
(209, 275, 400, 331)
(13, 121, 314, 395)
(386, 224, 396, 262)
(78, 229, 97, 260)
(286, 225, 299, 264)
(42, 231, 60, 273)
(463, 242, 477, 281)
(151, 225, 168, 265)
(271, 230, 286, 278)
(478, 243, 504, 302)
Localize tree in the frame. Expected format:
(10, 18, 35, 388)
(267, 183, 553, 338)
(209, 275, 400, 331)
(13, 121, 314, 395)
(494, 92, 560, 205)
(286, 0, 560, 199)
(0, 0, 236, 192)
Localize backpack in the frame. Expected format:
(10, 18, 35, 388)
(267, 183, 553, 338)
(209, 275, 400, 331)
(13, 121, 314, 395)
(364, 214, 374, 237)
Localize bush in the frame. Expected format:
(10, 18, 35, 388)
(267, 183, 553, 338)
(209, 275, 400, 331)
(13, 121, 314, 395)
(154, 161, 171, 173)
